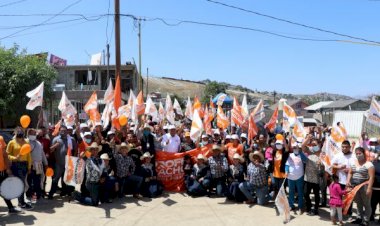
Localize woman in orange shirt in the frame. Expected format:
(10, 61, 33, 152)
(225, 134, 244, 164)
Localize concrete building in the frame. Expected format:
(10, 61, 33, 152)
(48, 64, 143, 123)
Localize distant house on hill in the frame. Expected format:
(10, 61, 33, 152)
(304, 99, 370, 125)
(270, 99, 309, 116)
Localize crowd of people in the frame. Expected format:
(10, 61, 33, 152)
(0, 116, 379, 226)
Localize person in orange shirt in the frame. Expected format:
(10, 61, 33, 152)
(6, 128, 33, 210)
(0, 135, 21, 214)
(270, 139, 289, 201)
(225, 134, 243, 164)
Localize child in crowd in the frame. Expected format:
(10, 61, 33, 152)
(329, 174, 346, 226)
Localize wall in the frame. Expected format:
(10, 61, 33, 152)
(332, 111, 365, 138)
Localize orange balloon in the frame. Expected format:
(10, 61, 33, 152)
(85, 151, 92, 158)
(119, 115, 128, 126)
(46, 167, 54, 177)
(20, 115, 31, 129)
(20, 144, 31, 155)
(275, 134, 284, 141)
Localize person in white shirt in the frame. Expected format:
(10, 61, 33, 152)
(161, 125, 180, 153)
(331, 140, 357, 189)
(285, 142, 307, 214)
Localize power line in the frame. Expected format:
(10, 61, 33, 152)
(205, 0, 380, 45)
(105, 0, 111, 44)
(0, 14, 106, 30)
(143, 16, 341, 42)
(0, 0, 27, 8)
(0, 0, 84, 40)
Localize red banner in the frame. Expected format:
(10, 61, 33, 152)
(155, 144, 213, 192)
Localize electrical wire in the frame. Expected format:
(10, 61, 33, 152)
(0, 0, 84, 40)
(0, 14, 107, 30)
(105, 0, 111, 44)
(143, 16, 341, 42)
(0, 0, 27, 8)
(205, 0, 380, 45)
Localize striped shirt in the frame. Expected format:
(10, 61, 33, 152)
(350, 161, 373, 185)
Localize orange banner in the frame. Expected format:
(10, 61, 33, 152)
(155, 144, 212, 192)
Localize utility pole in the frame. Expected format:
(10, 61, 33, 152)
(114, 0, 121, 83)
(106, 44, 110, 86)
(146, 67, 149, 97)
(138, 18, 142, 93)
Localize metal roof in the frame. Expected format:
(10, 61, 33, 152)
(333, 111, 366, 138)
(304, 101, 333, 111)
(321, 99, 361, 109)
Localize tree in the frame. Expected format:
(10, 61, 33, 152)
(201, 81, 227, 103)
(0, 45, 57, 127)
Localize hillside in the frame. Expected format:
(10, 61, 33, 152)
(144, 76, 352, 104)
(145, 76, 271, 101)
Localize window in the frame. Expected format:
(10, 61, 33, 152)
(75, 70, 98, 85)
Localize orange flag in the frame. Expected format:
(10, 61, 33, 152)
(203, 105, 212, 135)
(217, 106, 229, 130)
(193, 96, 201, 111)
(113, 75, 122, 129)
(265, 107, 278, 133)
(52, 120, 62, 137)
(84, 91, 101, 124)
(248, 112, 258, 143)
(231, 96, 244, 127)
(343, 181, 369, 215)
(136, 91, 145, 115)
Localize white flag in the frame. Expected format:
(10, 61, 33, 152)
(58, 91, 77, 126)
(26, 82, 44, 110)
(185, 96, 193, 120)
(90, 52, 102, 65)
(158, 102, 165, 123)
(366, 96, 380, 127)
(173, 98, 183, 116)
(101, 79, 115, 128)
(165, 94, 175, 124)
(104, 79, 114, 103)
(275, 181, 291, 223)
(190, 109, 203, 141)
(216, 94, 227, 106)
(241, 94, 249, 119)
(145, 95, 158, 121)
(252, 99, 265, 122)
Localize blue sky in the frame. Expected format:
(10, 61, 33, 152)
(0, 0, 379, 97)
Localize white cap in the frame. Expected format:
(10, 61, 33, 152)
(67, 126, 73, 130)
(231, 134, 239, 140)
(225, 135, 232, 139)
(201, 134, 208, 139)
(370, 137, 378, 142)
(83, 132, 92, 137)
(163, 125, 168, 130)
(107, 131, 115, 136)
(240, 133, 247, 139)
(100, 153, 110, 160)
(275, 140, 284, 145)
(213, 130, 220, 135)
(80, 123, 89, 129)
(168, 125, 176, 130)
(95, 122, 102, 127)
